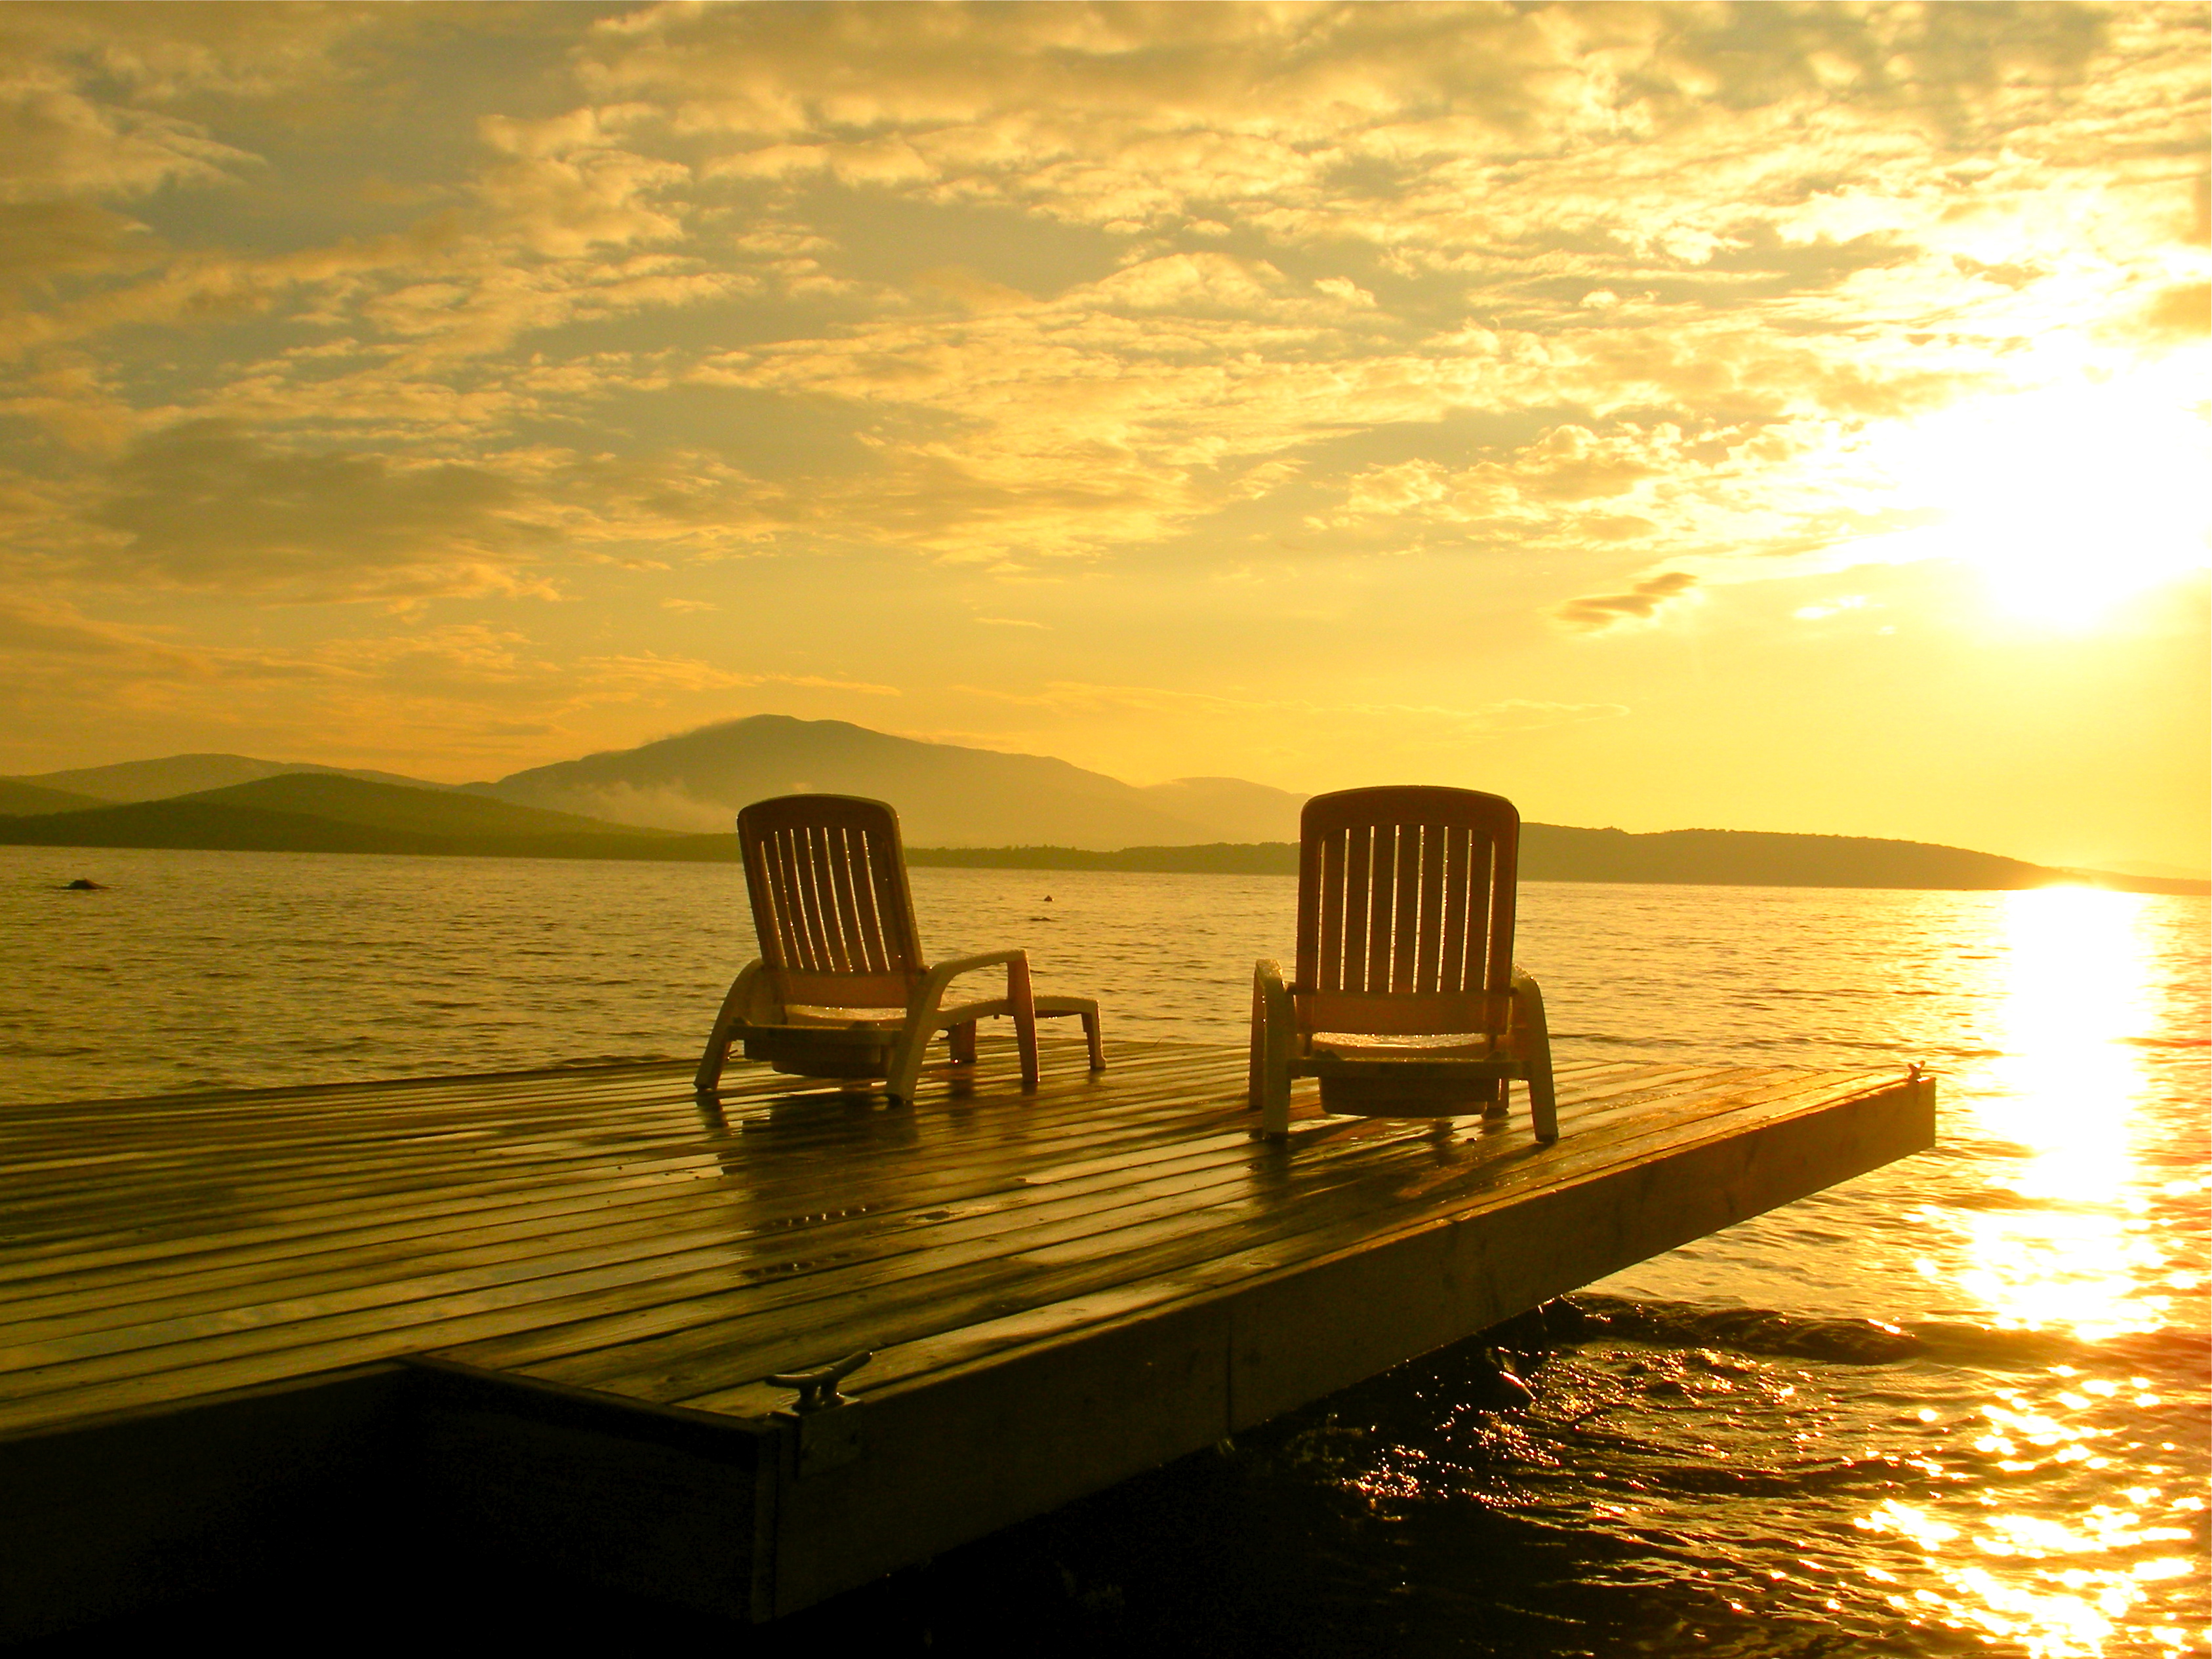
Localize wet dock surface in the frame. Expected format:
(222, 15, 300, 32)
(1, 1039, 1933, 1635)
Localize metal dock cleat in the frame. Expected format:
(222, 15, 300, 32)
(768, 1350, 872, 1477)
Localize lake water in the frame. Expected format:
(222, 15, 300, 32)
(4, 845, 2206, 1657)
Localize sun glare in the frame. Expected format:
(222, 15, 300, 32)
(1958, 885, 2165, 1340)
(1874, 357, 2211, 628)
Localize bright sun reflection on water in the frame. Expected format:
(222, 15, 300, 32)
(1962, 886, 2167, 1341)
(1857, 885, 2200, 1658)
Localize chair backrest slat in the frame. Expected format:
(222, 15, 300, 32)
(1413, 824, 1447, 993)
(1295, 787, 1519, 1035)
(738, 795, 924, 1005)
(1437, 824, 1470, 994)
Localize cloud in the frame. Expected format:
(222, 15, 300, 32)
(0, 2, 2202, 794)
(0, 602, 905, 776)
(474, 110, 691, 258)
(83, 420, 557, 602)
(0, 76, 250, 204)
(0, 591, 209, 670)
(0, 3, 376, 203)
(0, 200, 159, 294)
(1554, 570, 1701, 631)
(960, 679, 1625, 735)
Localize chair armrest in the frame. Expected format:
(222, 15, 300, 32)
(910, 950, 1035, 1024)
(1509, 967, 1550, 1051)
(1253, 958, 1293, 1027)
(924, 949, 1028, 983)
(729, 959, 775, 1024)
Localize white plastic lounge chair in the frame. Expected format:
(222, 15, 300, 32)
(696, 793, 1104, 1102)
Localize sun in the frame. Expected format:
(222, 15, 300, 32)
(1874, 354, 2211, 628)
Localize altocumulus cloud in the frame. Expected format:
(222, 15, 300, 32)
(0, 1, 2200, 781)
(1554, 570, 1702, 632)
(87, 422, 557, 603)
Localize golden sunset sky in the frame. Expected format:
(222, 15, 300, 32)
(2, 2, 2205, 871)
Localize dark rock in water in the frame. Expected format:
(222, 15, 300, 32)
(1473, 1348, 1535, 1409)
(62, 877, 107, 890)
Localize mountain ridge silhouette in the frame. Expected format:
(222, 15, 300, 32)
(6, 716, 2201, 893)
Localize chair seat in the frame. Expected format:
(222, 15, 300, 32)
(1033, 995, 1101, 1019)
(730, 995, 1105, 1085)
(1297, 1045, 1525, 1115)
(1306, 1031, 1501, 1060)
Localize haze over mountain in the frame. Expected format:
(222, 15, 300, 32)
(470, 716, 1306, 847)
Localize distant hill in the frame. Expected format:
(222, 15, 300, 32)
(5, 786, 2198, 894)
(1523, 824, 2053, 889)
(0, 798, 459, 856)
(0, 780, 105, 816)
(472, 715, 1262, 846)
(10, 723, 2200, 894)
(176, 774, 682, 841)
(0, 776, 728, 861)
(9, 753, 456, 803)
(906, 831, 2206, 896)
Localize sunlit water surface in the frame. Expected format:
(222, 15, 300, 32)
(4, 849, 2205, 1657)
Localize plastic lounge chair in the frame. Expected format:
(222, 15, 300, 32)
(696, 793, 1104, 1102)
(1249, 785, 1557, 1142)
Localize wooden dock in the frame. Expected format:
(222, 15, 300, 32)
(0, 1040, 1934, 1641)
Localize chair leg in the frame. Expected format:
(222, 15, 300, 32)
(695, 1029, 730, 1096)
(694, 967, 759, 1094)
(1251, 961, 1294, 1139)
(1008, 953, 1039, 1089)
(1259, 1045, 1291, 1139)
(1527, 1058, 1558, 1144)
(883, 1026, 928, 1106)
(1081, 1007, 1104, 1071)
(1512, 970, 1559, 1144)
(1247, 976, 1267, 1112)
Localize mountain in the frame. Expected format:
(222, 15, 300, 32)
(1520, 824, 2052, 889)
(9, 753, 456, 803)
(10, 722, 2200, 894)
(175, 774, 680, 841)
(472, 715, 1250, 847)
(0, 780, 105, 816)
(2101, 858, 2212, 882)
(0, 776, 725, 860)
(906, 833, 2203, 894)
(6, 776, 2198, 893)
(0, 798, 458, 856)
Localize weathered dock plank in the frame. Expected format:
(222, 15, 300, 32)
(0, 1040, 1934, 1639)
